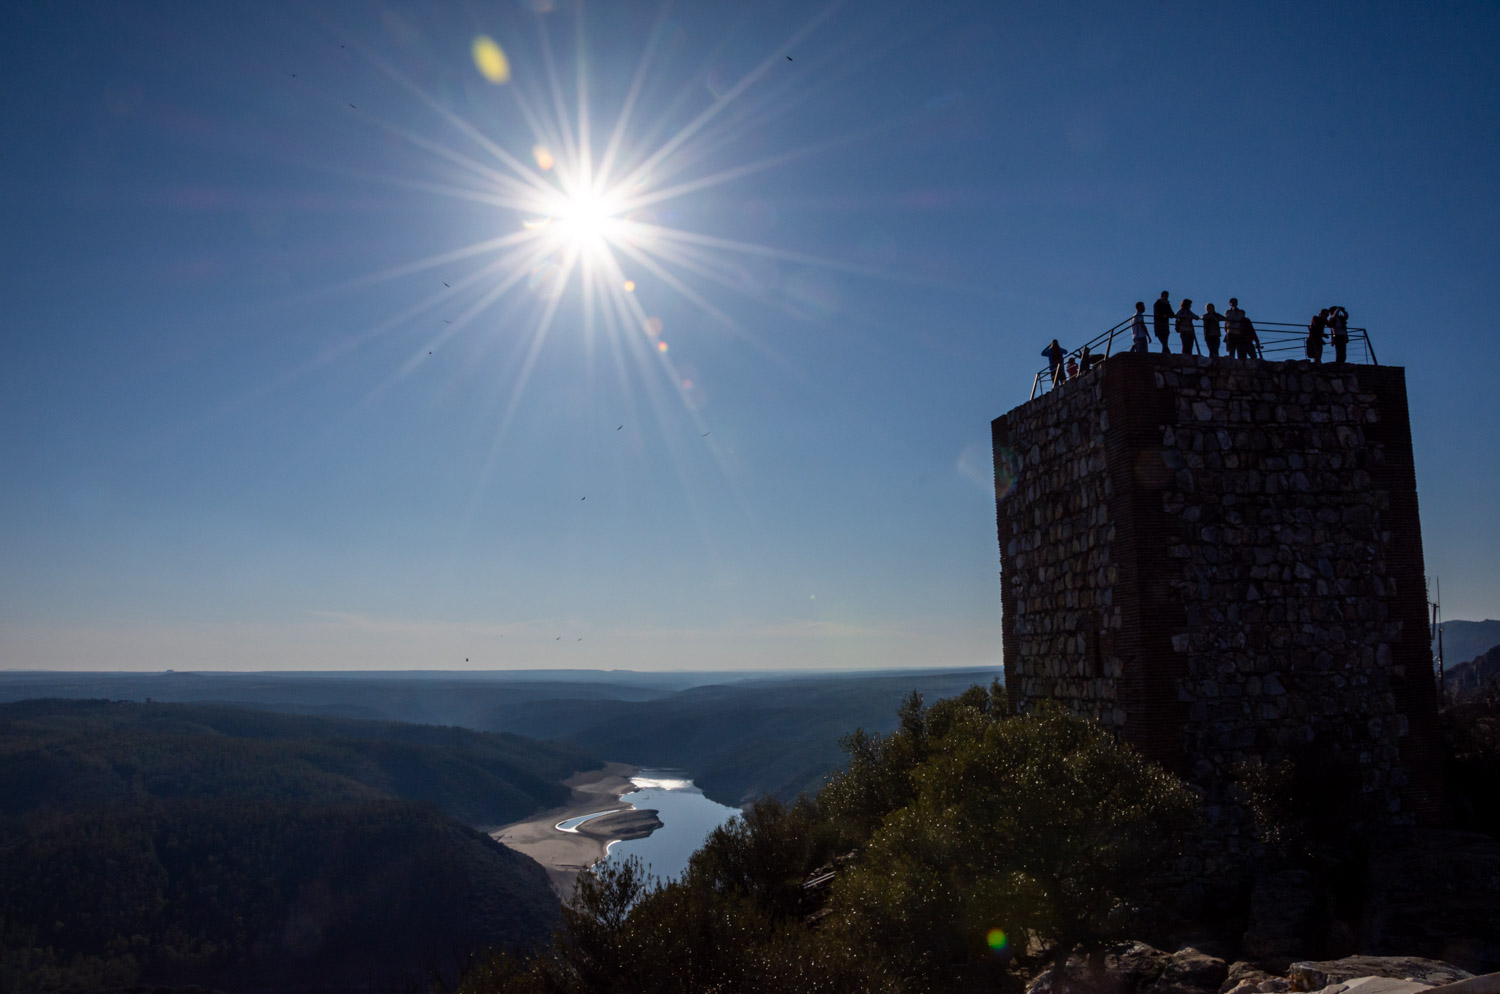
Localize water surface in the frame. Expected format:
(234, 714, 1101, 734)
(605, 769, 740, 882)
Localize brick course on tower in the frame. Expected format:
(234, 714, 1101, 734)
(992, 352, 1443, 831)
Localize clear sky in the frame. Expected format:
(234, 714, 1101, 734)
(2, 0, 1497, 672)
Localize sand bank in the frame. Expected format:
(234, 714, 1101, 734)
(493, 762, 659, 897)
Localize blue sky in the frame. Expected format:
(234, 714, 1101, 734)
(2, 0, 1496, 671)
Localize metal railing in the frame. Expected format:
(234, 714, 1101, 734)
(1028, 316, 1377, 400)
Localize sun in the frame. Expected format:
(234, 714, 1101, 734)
(533, 184, 626, 256)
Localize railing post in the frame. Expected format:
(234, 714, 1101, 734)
(1363, 330, 1378, 365)
(1029, 371, 1041, 401)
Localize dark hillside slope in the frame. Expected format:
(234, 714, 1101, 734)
(0, 700, 596, 993)
(494, 670, 1003, 804)
(0, 800, 557, 993)
(0, 698, 599, 827)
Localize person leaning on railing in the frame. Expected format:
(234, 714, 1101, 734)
(1176, 299, 1200, 355)
(1202, 303, 1223, 358)
(1242, 316, 1262, 359)
(1079, 345, 1102, 374)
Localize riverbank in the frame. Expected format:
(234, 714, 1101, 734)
(493, 761, 659, 897)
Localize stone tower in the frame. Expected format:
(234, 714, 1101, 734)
(991, 353, 1444, 847)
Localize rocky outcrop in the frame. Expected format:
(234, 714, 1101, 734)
(1444, 646, 1500, 700)
(1156, 948, 1230, 994)
(1433, 621, 1500, 670)
(1024, 943, 1173, 994)
(1288, 956, 1473, 990)
(1025, 945, 1480, 994)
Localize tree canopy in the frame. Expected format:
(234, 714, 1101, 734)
(454, 683, 1200, 994)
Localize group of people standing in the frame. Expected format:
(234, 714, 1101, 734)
(1040, 293, 1357, 390)
(1305, 306, 1351, 363)
(1135, 291, 1260, 359)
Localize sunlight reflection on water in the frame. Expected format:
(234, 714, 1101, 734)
(628, 775, 692, 791)
(556, 809, 616, 832)
(605, 769, 740, 882)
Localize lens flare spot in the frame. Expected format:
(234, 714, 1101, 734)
(623, 280, 636, 292)
(959, 441, 1007, 499)
(472, 36, 511, 84)
(993, 445, 1020, 500)
(643, 316, 663, 338)
(532, 144, 555, 171)
(657, 341, 669, 353)
(679, 366, 706, 410)
(528, 262, 564, 299)
(986, 929, 1009, 951)
(522, 216, 552, 230)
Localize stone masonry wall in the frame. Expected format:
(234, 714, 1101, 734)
(992, 372, 1124, 727)
(993, 353, 1443, 858)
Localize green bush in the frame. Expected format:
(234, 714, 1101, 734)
(452, 684, 1197, 994)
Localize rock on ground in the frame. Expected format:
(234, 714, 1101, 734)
(1290, 957, 1474, 991)
(1155, 948, 1230, 994)
(1025, 943, 1173, 994)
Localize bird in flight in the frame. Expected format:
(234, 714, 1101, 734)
(443, 282, 449, 287)
(348, 103, 357, 108)
(616, 425, 623, 430)
(786, 56, 793, 61)
(701, 432, 711, 437)
(580, 496, 586, 500)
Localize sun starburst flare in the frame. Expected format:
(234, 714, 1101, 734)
(264, 2, 942, 524)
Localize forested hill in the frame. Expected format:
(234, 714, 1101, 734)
(0, 697, 600, 828)
(0, 700, 602, 993)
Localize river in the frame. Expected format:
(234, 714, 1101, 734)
(604, 770, 741, 883)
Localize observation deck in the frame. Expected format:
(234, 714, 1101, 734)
(1028, 315, 1377, 400)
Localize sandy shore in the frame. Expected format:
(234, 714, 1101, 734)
(493, 762, 659, 897)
